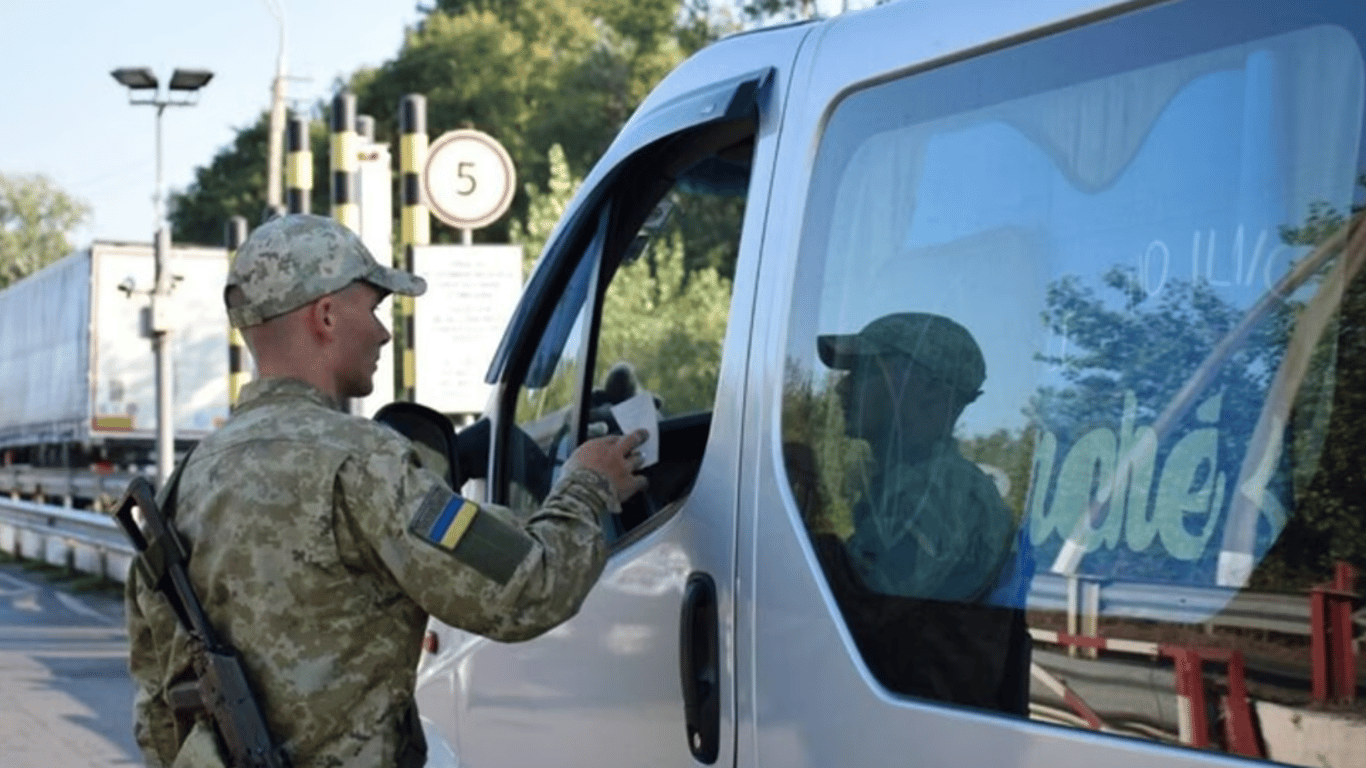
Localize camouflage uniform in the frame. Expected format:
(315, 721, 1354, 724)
(126, 215, 619, 767)
(845, 439, 1014, 601)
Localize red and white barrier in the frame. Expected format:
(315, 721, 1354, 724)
(1029, 627, 1262, 757)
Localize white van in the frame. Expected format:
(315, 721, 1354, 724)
(412, 1, 1366, 766)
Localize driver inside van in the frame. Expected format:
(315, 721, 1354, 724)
(807, 311, 1033, 713)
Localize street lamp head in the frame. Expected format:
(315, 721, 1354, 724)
(111, 67, 158, 90)
(169, 68, 214, 92)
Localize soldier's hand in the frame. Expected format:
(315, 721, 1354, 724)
(563, 429, 650, 504)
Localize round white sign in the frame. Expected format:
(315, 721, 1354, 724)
(422, 129, 517, 230)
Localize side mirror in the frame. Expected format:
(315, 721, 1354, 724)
(374, 402, 462, 489)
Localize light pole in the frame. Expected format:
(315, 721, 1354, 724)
(110, 66, 213, 488)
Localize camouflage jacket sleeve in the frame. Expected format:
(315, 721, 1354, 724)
(125, 564, 182, 768)
(336, 438, 614, 642)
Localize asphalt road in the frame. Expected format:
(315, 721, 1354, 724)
(0, 559, 139, 767)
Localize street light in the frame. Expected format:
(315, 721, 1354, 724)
(110, 66, 213, 488)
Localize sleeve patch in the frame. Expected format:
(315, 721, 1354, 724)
(411, 488, 479, 551)
(408, 486, 535, 585)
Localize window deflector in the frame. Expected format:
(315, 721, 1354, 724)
(569, 213, 609, 449)
(484, 67, 773, 384)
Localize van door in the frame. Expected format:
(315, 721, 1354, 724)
(414, 36, 801, 766)
(748, 1, 1366, 767)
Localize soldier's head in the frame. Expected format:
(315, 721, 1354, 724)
(225, 214, 426, 400)
(818, 312, 985, 450)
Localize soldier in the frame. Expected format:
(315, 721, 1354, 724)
(126, 214, 649, 767)
(809, 312, 1032, 713)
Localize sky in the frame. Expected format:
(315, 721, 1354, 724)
(2, 0, 426, 246)
(2, 0, 865, 248)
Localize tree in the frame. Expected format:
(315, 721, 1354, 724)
(0, 173, 91, 289)
(740, 0, 816, 23)
(169, 113, 332, 244)
(512, 143, 736, 418)
(171, 0, 695, 247)
(1252, 179, 1366, 589)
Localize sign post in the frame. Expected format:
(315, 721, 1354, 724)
(413, 129, 520, 419)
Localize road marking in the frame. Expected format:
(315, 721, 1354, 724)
(56, 591, 118, 625)
(0, 571, 39, 595)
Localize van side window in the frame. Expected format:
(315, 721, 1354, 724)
(507, 126, 754, 540)
(782, 2, 1366, 753)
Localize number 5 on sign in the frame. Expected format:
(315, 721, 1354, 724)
(456, 161, 476, 195)
(423, 129, 516, 230)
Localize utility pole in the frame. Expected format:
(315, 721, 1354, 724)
(262, 0, 289, 219)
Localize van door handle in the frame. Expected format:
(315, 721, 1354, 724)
(679, 572, 719, 764)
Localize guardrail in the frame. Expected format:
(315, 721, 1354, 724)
(0, 494, 1334, 642)
(1029, 572, 1313, 637)
(0, 496, 133, 583)
(0, 465, 140, 508)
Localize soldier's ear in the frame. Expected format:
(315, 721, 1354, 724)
(302, 295, 336, 342)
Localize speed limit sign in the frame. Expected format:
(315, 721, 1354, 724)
(423, 129, 517, 230)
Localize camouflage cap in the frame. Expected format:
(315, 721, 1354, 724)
(817, 312, 986, 397)
(226, 214, 427, 328)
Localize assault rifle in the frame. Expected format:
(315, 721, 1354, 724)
(113, 474, 291, 768)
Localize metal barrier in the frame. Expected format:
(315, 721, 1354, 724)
(0, 496, 133, 582)
(1310, 562, 1360, 703)
(0, 489, 1328, 635)
(0, 465, 139, 508)
(1029, 573, 1313, 637)
(1030, 627, 1263, 757)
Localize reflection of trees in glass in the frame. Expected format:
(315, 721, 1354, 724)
(1029, 266, 1293, 583)
(958, 427, 1035, 522)
(781, 361, 867, 539)
(1028, 175, 1366, 587)
(1255, 177, 1366, 590)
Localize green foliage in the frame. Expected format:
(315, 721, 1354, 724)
(1254, 189, 1366, 589)
(169, 114, 332, 244)
(511, 143, 576, 280)
(1033, 268, 1285, 434)
(512, 142, 736, 429)
(676, 0, 743, 53)
(597, 229, 731, 415)
(740, 0, 816, 23)
(781, 367, 867, 539)
(959, 426, 1036, 521)
(0, 173, 91, 288)
(170, 0, 699, 247)
(1029, 185, 1366, 588)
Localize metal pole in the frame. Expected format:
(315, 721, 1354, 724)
(152, 103, 174, 487)
(398, 94, 428, 402)
(264, 3, 288, 214)
(286, 114, 312, 214)
(225, 217, 250, 406)
(330, 92, 359, 232)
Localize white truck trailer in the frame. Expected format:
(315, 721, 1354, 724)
(0, 241, 231, 468)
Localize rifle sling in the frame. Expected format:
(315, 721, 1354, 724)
(132, 451, 195, 591)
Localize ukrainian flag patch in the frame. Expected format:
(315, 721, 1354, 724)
(411, 488, 479, 551)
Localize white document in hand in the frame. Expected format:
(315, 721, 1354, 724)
(610, 391, 660, 467)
